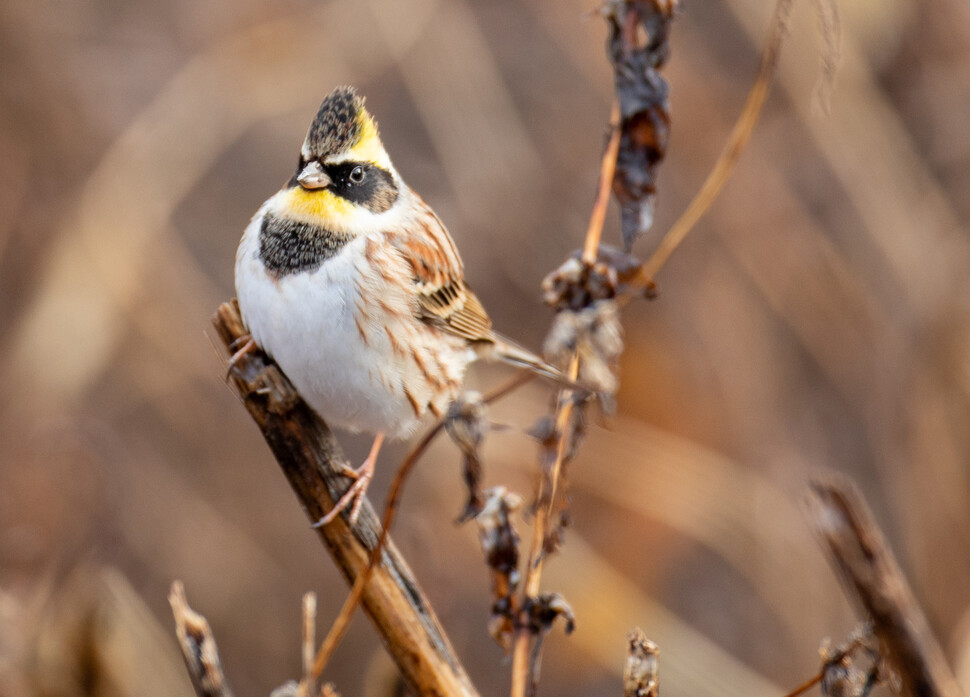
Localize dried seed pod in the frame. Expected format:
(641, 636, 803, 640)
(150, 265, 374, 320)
(544, 301, 623, 397)
(542, 246, 645, 312)
(474, 487, 523, 650)
(624, 629, 659, 697)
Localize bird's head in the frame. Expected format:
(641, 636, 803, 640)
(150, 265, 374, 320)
(277, 86, 401, 229)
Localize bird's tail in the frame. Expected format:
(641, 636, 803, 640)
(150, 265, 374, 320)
(487, 334, 582, 391)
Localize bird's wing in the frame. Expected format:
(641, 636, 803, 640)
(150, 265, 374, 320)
(383, 207, 494, 344)
(383, 205, 570, 386)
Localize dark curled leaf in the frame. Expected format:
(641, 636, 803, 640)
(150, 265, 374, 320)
(523, 593, 576, 635)
(822, 661, 880, 697)
(446, 392, 488, 522)
(474, 487, 523, 650)
(519, 595, 575, 696)
(602, 0, 677, 250)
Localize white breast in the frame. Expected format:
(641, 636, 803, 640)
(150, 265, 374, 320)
(234, 202, 475, 439)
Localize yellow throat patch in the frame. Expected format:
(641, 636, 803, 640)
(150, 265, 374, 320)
(278, 186, 353, 226)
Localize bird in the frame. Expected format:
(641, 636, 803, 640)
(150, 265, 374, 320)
(235, 86, 563, 526)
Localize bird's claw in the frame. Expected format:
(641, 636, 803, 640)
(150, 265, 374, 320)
(312, 457, 376, 528)
(226, 335, 257, 379)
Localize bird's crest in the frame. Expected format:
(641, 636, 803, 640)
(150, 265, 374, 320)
(302, 86, 387, 167)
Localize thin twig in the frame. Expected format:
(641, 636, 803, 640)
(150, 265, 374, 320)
(510, 358, 581, 697)
(543, 355, 582, 528)
(640, 0, 793, 281)
(524, 361, 579, 589)
(301, 593, 317, 697)
(583, 100, 622, 265)
(484, 369, 537, 405)
(780, 671, 823, 697)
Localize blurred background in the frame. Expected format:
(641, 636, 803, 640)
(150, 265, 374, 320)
(2, 0, 970, 696)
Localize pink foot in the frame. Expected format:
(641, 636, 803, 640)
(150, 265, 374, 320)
(313, 433, 384, 527)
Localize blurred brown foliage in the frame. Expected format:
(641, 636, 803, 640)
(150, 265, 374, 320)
(1, 1, 969, 697)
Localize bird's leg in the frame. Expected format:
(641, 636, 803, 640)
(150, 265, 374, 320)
(226, 334, 257, 379)
(313, 433, 384, 528)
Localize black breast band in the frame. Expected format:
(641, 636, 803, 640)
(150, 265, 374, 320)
(258, 212, 353, 276)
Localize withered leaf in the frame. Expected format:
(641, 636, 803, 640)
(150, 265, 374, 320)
(603, 0, 676, 251)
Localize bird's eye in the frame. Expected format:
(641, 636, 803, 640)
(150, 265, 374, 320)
(349, 166, 365, 184)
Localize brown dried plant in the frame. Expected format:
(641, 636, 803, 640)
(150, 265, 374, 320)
(174, 3, 963, 697)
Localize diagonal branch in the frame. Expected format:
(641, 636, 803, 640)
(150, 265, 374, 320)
(807, 474, 963, 697)
(211, 300, 479, 697)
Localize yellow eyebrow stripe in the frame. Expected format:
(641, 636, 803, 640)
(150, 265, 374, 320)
(343, 111, 390, 167)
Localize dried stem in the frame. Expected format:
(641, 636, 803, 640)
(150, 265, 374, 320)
(640, 0, 792, 281)
(510, 356, 582, 697)
(509, 343, 581, 693)
(807, 474, 963, 697)
(301, 593, 317, 697)
(510, 98, 621, 695)
(169, 581, 236, 697)
(521, 360, 580, 585)
(511, 326, 586, 697)
(583, 100, 622, 265)
(544, 359, 583, 515)
(485, 369, 537, 405)
(510, 622, 532, 697)
(211, 301, 479, 697)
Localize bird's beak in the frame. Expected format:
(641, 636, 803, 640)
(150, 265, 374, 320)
(297, 161, 331, 190)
